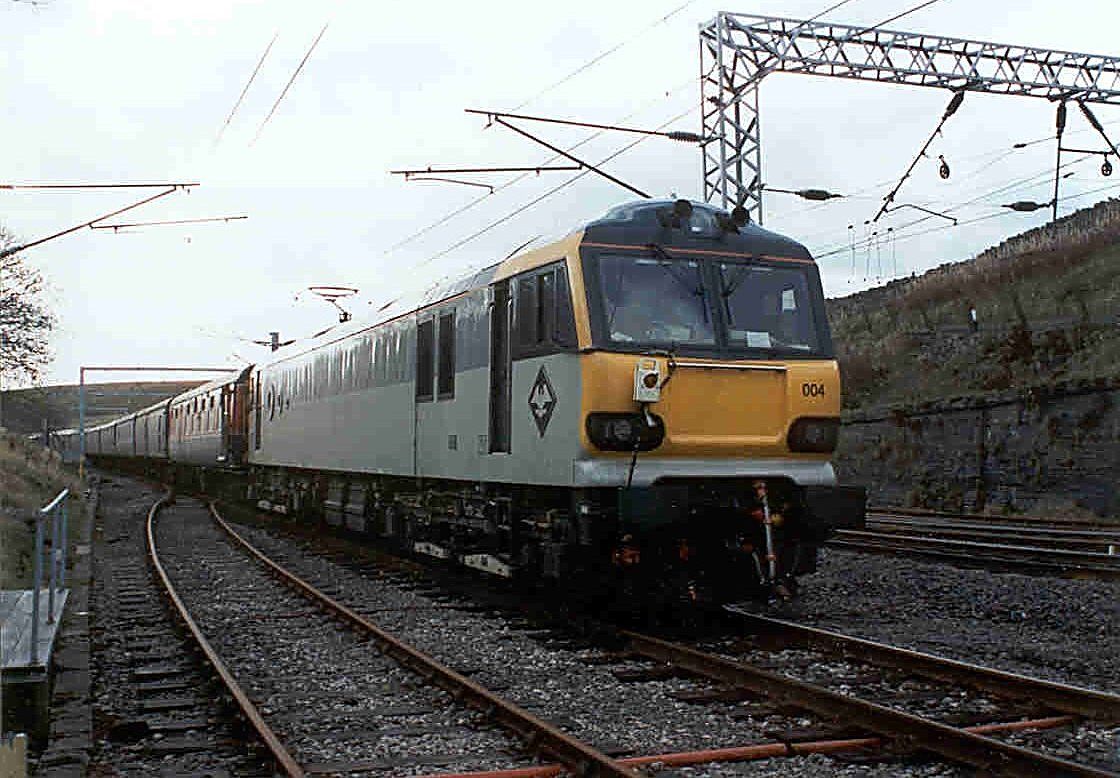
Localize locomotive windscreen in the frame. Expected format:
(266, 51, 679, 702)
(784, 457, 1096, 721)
(591, 251, 830, 357)
(717, 261, 823, 354)
(598, 255, 716, 345)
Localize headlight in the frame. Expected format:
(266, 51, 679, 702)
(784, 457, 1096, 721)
(787, 417, 839, 453)
(586, 412, 665, 452)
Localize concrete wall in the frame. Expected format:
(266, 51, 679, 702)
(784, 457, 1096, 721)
(835, 377, 1120, 517)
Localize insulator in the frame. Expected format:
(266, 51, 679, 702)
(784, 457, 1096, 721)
(944, 91, 965, 118)
(797, 188, 839, 201)
(1103, 158, 1114, 177)
(1056, 102, 1068, 134)
(1004, 200, 1047, 212)
(1079, 102, 1105, 133)
(666, 130, 703, 143)
(938, 155, 951, 180)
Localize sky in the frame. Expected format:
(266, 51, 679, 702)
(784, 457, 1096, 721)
(2, 0, 1120, 387)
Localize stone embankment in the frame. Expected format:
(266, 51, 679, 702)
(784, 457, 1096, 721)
(836, 376, 1120, 518)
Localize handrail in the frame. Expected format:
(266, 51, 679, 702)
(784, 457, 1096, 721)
(39, 488, 69, 515)
(28, 489, 71, 665)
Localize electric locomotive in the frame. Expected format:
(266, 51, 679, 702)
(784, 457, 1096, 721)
(77, 199, 864, 603)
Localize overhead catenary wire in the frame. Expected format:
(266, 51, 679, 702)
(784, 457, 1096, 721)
(510, 0, 701, 112)
(767, 115, 1120, 227)
(382, 0, 935, 266)
(851, 0, 946, 36)
(91, 215, 248, 232)
(509, 0, 859, 117)
(789, 149, 1095, 248)
(874, 90, 965, 221)
(815, 177, 1120, 289)
(410, 105, 694, 279)
(381, 0, 757, 259)
(382, 75, 699, 255)
(214, 31, 278, 147)
(0, 181, 199, 190)
(802, 0, 863, 24)
(384, 0, 857, 259)
(467, 108, 703, 143)
(0, 187, 187, 260)
(811, 155, 1091, 254)
(813, 171, 1120, 262)
(488, 115, 651, 198)
(251, 24, 328, 146)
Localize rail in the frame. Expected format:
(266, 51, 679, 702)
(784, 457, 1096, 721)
(869, 506, 1120, 530)
(206, 502, 639, 778)
(28, 488, 70, 665)
(726, 610, 1120, 721)
(145, 497, 305, 777)
(832, 527, 1120, 580)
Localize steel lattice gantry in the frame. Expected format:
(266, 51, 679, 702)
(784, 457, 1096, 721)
(700, 13, 1120, 222)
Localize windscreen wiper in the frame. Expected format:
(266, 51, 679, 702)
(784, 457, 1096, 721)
(645, 243, 709, 320)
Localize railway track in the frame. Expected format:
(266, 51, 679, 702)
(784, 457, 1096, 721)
(594, 607, 1120, 776)
(86, 478, 271, 776)
(147, 496, 638, 777)
(610, 635, 1116, 777)
(144, 492, 1119, 777)
(831, 510, 1120, 579)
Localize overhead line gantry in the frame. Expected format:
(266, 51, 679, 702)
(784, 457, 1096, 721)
(700, 13, 1120, 223)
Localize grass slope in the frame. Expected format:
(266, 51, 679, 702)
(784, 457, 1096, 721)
(0, 433, 84, 589)
(1, 380, 203, 434)
(829, 237, 1120, 410)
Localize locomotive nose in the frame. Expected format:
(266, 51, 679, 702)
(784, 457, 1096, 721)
(655, 362, 790, 455)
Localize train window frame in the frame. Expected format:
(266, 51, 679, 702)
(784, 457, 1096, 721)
(437, 311, 456, 400)
(416, 317, 436, 402)
(511, 260, 577, 360)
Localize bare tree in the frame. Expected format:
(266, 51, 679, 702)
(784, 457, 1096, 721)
(1, 226, 55, 387)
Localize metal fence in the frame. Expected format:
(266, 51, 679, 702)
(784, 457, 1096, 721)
(29, 488, 69, 665)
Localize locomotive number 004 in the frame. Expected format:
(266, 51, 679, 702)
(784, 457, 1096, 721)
(802, 382, 826, 398)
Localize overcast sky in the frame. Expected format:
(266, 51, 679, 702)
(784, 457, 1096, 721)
(3, 0, 1119, 387)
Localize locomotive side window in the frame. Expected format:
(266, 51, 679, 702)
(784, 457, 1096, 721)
(512, 262, 576, 359)
(416, 318, 435, 402)
(555, 268, 576, 346)
(516, 276, 538, 346)
(437, 312, 455, 400)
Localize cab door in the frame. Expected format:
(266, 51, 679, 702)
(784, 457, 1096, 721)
(488, 280, 512, 453)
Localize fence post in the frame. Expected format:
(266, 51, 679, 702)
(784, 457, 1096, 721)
(30, 518, 42, 666)
(59, 500, 68, 590)
(47, 504, 58, 625)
